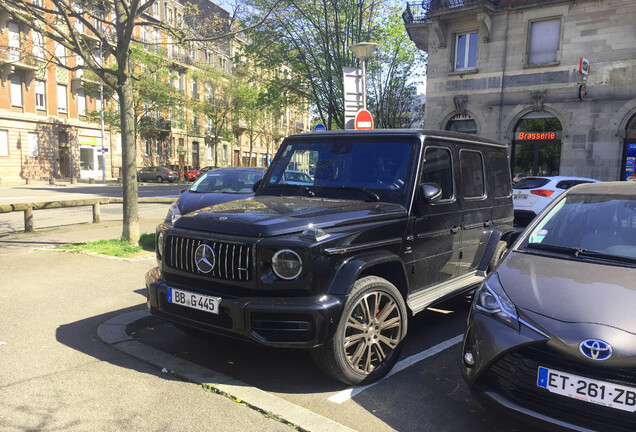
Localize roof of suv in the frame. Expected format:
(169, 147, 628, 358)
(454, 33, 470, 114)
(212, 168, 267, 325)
(567, 181, 635, 196)
(287, 129, 507, 148)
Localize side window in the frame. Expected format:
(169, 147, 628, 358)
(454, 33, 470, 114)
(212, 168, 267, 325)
(421, 147, 453, 200)
(460, 150, 485, 198)
(489, 152, 511, 198)
(556, 180, 571, 190)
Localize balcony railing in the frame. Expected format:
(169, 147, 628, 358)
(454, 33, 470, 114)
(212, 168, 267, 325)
(403, 0, 501, 24)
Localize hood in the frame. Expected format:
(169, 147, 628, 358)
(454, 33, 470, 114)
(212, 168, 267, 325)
(497, 251, 636, 333)
(177, 190, 254, 215)
(173, 196, 407, 237)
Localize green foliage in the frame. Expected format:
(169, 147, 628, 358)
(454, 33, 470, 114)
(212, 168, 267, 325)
(241, 0, 380, 130)
(367, 6, 427, 128)
(55, 233, 156, 258)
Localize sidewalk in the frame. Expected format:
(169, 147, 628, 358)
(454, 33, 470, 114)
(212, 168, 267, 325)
(0, 213, 294, 432)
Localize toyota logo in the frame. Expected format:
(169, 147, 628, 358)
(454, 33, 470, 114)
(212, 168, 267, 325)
(194, 244, 216, 274)
(579, 339, 613, 361)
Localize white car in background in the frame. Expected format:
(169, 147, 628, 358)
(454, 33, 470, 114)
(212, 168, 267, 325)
(513, 176, 599, 225)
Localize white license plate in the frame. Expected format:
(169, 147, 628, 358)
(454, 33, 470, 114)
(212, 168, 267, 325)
(168, 288, 220, 315)
(513, 194, 528, 200)
(537, 366, 636, 412)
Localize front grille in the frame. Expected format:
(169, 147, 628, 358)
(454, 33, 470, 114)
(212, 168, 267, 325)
(480, 344, 636, 432)
(251, 312, 316, 343)
(165, 235, 252, 281)
(161, 293, 233, 329)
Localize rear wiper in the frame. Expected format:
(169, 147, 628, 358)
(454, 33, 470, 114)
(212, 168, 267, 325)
(321, 186, 380, 202)
(527, 243, 636, 265)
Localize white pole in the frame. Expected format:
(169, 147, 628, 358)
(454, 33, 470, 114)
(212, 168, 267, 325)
(100, 42, 106, 184)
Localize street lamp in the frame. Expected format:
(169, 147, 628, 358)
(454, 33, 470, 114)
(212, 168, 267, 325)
(347, 42, 379, 110)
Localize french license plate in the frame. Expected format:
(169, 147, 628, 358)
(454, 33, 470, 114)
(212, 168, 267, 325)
(513, 194, 528, 200)
(537, 367, 636, 412)
(168, 288, 220, 315)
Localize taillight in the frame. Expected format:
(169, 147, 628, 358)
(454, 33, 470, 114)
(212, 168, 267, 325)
(530, 189, 554, 197)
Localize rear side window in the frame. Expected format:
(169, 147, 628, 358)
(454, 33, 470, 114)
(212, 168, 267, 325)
(489, 152, 511, 198)
(514, 177, 550, 189)
(421, 147, 454, 200)
(460, 150, 485, 198)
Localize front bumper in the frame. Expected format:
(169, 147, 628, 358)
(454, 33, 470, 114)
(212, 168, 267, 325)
(145, 267, 344, 349)
(461, 305, 636, 432)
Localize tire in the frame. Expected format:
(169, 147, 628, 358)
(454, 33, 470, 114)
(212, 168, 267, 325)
(156, 176, 163, 183)
(311, 276, 407, 385)
(487, 240, 508, 273)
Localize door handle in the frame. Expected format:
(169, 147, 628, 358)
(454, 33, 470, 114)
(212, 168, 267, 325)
(450, 226, 460, 234)
(484, 220, 493, 227)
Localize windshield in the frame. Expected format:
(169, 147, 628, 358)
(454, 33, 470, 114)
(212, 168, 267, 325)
(523, 193, 636, 261)
(189, 170, 263, 194)
(262, 138, 415, 203)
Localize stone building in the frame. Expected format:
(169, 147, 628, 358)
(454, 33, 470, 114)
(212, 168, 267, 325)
(403, 0, 636, 181)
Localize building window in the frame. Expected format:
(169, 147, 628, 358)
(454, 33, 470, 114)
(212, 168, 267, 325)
(446, 114, 477, 134)
(28, 132, 39, 157)
(454, 32, 478, 71)
(8, 22, 20, 62)
(10, 74, 22, 107)
(77, 89, 86, 115)
(222, 145, 227, 161)
(145, 139, 151, 155)
(0, 130, 8, 156)
(116, 133, 122, 154)
(529, 19, 560, 65)
(35, 80, 46, 110)
(55, 42, 66, 65)
(57, 85, 67, 112)
(32, 31, 44, 60)
(156, 139, 161, 156)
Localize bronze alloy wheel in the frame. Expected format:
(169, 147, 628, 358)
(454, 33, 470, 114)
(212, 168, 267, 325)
(344, 291, 403, 374)
(311, 276, 407, 385)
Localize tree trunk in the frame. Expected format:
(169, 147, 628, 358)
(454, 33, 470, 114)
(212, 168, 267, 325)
(119, 77, 140, 245)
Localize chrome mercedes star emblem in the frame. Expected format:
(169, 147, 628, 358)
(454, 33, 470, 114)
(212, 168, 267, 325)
(579, 339, 613, 361)
(194, 244, 216, 274)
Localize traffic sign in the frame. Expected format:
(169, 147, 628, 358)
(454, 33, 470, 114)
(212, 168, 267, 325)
(355, 109, 373, 130)
(314, 123, 326, 132)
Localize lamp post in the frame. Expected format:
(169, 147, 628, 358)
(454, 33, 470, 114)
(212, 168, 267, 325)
(347, 42, 379, 110)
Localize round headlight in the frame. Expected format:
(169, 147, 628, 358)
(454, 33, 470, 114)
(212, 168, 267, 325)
(271, 249, 302, 280)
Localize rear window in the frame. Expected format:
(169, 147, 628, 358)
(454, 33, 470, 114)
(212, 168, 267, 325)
(514, 177, 550, 189)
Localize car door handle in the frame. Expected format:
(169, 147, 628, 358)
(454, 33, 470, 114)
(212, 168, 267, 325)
(484, 220, 493, 227)
(450, 226, 460, 234)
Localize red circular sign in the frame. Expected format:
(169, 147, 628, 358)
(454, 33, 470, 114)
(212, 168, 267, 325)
(355, 109, 374, 130)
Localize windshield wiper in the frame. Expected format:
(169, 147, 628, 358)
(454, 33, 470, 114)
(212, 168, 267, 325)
(269, 183, 315, 197)
(321, 186, 380, 202)
(527, 243, 636, 265)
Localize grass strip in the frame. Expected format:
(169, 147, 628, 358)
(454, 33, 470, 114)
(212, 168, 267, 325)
(55, 233, 155, 258)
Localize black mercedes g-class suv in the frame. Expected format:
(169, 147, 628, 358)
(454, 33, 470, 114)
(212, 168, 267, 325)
(146, 130, 515, 385)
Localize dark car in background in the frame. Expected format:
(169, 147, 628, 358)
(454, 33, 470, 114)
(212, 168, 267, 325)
(462, 182, 636, 432)
(137, 166, 178, 183)
(164, 167, 266, 225)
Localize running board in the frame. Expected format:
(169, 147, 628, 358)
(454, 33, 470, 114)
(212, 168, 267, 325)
(407, 272, 485, 315)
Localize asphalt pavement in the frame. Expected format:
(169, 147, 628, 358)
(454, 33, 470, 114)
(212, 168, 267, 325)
(0, 202, 296, 432)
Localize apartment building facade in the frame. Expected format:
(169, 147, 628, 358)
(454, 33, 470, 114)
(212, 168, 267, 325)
(403, 0, 636, 181)
(0, 0, 309, 183)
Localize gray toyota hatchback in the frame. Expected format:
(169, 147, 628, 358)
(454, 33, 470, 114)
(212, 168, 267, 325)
(462, 182, 636, 431)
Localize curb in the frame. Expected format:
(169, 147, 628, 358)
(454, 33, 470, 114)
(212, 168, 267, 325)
(98, 310, 357, 432)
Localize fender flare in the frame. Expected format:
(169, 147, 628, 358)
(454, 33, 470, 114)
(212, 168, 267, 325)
(476, 228, 515, 271)
(327, 251, 409, 297)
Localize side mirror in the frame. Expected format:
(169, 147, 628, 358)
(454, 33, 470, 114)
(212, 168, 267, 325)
(179, 189, 187, 194)
(419, 183, 442, 203)
(252, 179, 262, 193)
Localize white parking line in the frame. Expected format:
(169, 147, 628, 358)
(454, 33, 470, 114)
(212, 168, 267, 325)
(328, 334, 463, 404)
